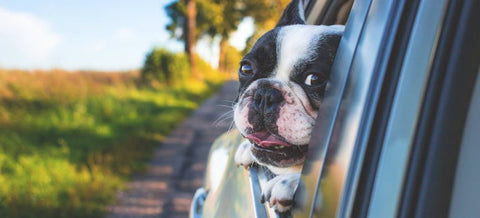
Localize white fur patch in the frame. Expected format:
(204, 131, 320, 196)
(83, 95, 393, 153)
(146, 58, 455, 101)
(234, 140, 255, 167)
(233, 100, 253, 135)
(276, 97, 316, 145)
(275, 25, 344, 82)
(262, 173, 301, 212)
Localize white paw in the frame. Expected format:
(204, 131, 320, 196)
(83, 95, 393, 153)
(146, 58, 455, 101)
(234, 140, 255, 169)
(261, 173, 300, 213)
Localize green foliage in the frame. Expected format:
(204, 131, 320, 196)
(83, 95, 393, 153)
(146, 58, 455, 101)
(241, 0, 290, 53)
(165, 0, 289, 40)
(0, 69, 223, 217)
(221, 44, 243, 74)
(166, 0, 241, 40)
(141, 48, 190, 86)
(141, 48, 224, 87)
(165, 0, 290, 69)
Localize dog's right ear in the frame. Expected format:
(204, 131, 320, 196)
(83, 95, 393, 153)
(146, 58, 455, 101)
(276, 0, 306, 27)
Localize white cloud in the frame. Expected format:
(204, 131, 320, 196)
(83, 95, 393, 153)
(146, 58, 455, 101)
(0, 7, 63, 65)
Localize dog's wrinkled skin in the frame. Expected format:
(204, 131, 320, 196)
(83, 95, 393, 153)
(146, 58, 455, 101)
(233, 0, 343, 213)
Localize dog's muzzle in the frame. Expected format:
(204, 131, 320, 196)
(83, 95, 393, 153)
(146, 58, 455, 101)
(252, 87, 284, 115)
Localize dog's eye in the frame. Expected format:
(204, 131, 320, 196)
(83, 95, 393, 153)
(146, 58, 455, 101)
(240, 64, 254, 76)
(304, 74, 322, 86)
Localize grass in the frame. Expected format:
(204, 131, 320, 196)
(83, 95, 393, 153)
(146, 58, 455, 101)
(0, 69, 224, 217)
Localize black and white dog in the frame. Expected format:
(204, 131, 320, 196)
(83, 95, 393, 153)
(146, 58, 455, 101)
(233, 0, 343, 213)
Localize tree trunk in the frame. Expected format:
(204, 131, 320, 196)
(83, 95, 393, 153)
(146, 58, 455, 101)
(185, 0, 200, 79)
(218, 37, 228, 73)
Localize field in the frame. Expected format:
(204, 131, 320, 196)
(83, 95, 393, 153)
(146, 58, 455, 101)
(0, 69, 224, 217)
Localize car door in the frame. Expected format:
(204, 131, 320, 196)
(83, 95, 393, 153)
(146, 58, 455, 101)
(295, 0, 480, 218)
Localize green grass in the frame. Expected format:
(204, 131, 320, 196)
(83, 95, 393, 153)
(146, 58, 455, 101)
(0, 69, 224, 217)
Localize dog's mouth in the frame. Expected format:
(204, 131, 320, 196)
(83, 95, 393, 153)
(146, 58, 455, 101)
(245, 131, 308, 168)
(245, 132, 291, 149)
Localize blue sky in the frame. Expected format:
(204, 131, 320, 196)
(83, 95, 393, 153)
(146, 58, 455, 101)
(0, 0, 253, 71)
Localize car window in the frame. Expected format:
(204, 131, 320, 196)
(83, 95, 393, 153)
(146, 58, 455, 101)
(292, 0, 480, 217)
(366, 0, 450, 216)
(295, 0, 453, 217)
(394, 1, 480, 217)
(305, 0, 353, 25)
(449, 66, 480, 218)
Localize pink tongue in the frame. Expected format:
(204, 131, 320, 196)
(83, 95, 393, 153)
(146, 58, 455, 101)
(245, 132, 290, 148)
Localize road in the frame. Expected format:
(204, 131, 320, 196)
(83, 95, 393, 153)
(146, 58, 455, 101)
(106, 81, 239, 218)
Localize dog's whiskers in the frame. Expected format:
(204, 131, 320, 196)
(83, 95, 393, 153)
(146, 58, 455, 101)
(213, 111, 234, 127)
(216, 104, 234, 109)
(221, 99, 236, 104)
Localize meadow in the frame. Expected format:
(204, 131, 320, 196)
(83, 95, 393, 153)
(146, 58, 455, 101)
(0, 68, 224, 217)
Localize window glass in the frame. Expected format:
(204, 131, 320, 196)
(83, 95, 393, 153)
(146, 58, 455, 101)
(449, 66, 480, 218)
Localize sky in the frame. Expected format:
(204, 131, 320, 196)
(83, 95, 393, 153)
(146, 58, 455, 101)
(0, 0, 253, 71)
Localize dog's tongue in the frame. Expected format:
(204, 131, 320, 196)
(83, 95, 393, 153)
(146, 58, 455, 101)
(245, 132, 290, 148)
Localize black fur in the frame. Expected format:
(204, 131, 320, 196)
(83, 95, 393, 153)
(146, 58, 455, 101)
(291, 33, 343, 109)
(237, 28, 280, 99)
(276, 0, 305, 27)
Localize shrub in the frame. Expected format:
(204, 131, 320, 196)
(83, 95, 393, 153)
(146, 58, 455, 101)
(141, 48, 190, 87)
(141, 48, 226, 87)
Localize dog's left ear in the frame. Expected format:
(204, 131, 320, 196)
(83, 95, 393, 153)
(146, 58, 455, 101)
(276, 0, 306, 27)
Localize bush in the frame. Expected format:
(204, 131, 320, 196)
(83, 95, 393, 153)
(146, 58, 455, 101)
(141, 48, 226, 87)
(141, 48, 190, 86)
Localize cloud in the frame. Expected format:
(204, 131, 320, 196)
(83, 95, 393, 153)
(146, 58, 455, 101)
(0, 7, 62, 65)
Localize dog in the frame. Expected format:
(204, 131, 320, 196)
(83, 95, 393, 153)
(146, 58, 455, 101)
(233, 0, 344, 213)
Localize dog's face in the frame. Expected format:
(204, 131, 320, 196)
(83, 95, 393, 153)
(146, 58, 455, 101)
(233, 24, 343, 169)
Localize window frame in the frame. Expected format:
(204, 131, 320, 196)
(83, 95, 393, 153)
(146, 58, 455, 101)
(398, 0, 480, 217)
(295, 0, 408, 216)
(297, 0, 479, 217)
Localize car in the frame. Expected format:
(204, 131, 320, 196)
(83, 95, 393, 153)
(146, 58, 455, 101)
(190, 0, 480, 217)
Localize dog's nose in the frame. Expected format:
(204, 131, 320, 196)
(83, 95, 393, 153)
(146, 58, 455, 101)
(253, 88, 284, 114)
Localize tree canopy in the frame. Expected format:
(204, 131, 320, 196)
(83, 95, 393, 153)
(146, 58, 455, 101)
(165, 0, 290, 72)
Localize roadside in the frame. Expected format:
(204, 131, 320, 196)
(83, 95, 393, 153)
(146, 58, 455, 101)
(106, 80, 239, 218)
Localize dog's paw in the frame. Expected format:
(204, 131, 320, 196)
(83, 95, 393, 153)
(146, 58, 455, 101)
(234, 140, 255, 169)
(261, 173, 300, 213)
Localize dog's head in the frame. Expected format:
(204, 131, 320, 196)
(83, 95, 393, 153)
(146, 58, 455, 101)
(233, 0, 343, 169)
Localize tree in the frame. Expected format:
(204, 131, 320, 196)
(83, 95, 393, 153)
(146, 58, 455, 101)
(186, 0, 199, 79)
(240, 0, 290, 53)
(165, 0, 290, 72)
(165, 0, 200, 79)
(166, 0, 243, 73)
